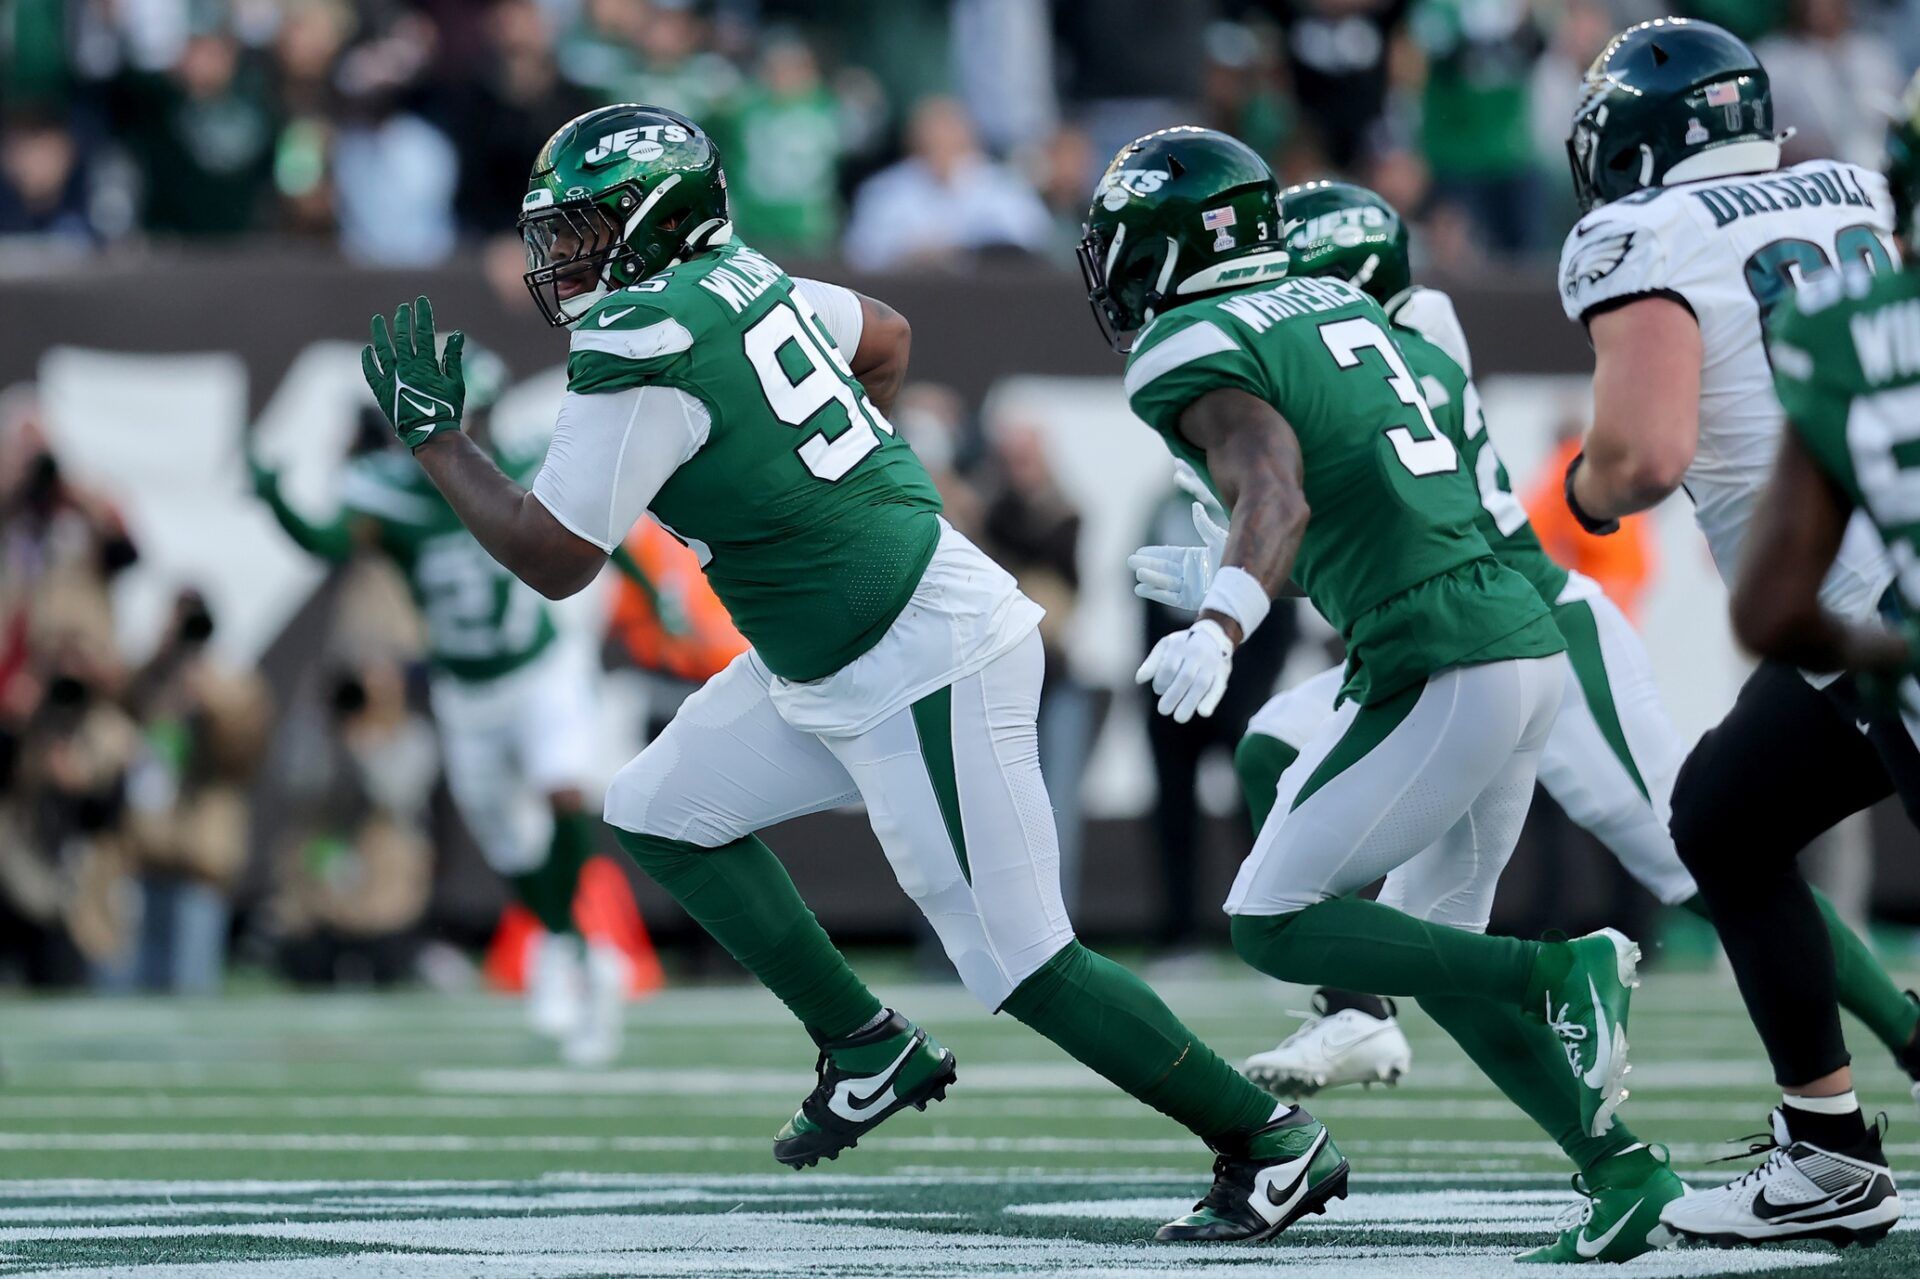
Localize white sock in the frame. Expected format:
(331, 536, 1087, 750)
(1782, 1090, 1860, 1116)
(850, 1008, 892, 1037)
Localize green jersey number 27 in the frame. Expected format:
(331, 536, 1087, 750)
(744, 297, 894, 482)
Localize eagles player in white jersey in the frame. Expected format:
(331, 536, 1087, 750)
(1557, 19, 1920, 1247)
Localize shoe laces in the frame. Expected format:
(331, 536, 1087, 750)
(1190, 1153, 1245, 1216)
(1709, 1127, 1789, 1192)
(1551, 1171, 1595, 1233)
(1278, 1009, 1325, 1048)
(1543, 994, 1589, 1074)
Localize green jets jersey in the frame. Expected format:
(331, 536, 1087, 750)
(1126, 275, 1563, 704)
(340, 449, 558, 683)
(1771, 266, 1920, 613)
(1387, 305, 1571, 607)
(568, 242, 942, 682)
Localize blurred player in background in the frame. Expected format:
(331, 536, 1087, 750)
(1554, 18, 1917, 1247)
(355, 103, 1350, 1246)
(251, 342, 635, 1066)
(1698, 71, 1920, 1250)
(1085, 125, 1650, 1259)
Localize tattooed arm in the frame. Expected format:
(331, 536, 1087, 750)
(1174, 387, 1311, 645)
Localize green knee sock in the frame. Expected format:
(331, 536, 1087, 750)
(1231, 899, 1543, 1002)
(511, 810, 595, 935)
(1419, 994, 1639, 1171)
(1235, 732, 1300, 830)
(1684, 891, 1920, 1055)
(1002, 941, 1276, 1147)
(617, 829, 881, 1040)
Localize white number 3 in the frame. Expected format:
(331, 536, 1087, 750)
(1319, 316, 1459, 477)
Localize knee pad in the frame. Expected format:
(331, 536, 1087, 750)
(604, 744, 754, 847)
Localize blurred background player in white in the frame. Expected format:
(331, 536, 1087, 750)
(250, 342, 631, 1065)
(1558, 18, 1920, 1247)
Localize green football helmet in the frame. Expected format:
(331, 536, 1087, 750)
(1277, 180, 1410, 305)
(519, 103, 731, 326)
(1079, 127, 1289, 352)
(1567, 18, 1779, 214)
(1888, 69, 1920, 255)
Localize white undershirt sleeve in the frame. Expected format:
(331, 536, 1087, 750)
(792, 277, 866, 357)
(531, 385, 711, 553)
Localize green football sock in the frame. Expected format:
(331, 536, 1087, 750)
(1234, 732, 1300, 830)
(1683, 890, 1920, 1055)
(1231, 898, 1545, 1002)
(511, 809, 595, 936)
(1002, 941, 1276, 1148)
(1418, 994, 1639, 1171)
(617, 830, 882, 1040)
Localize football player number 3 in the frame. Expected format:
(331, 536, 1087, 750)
(743, 299, 894, 482)
(1319, 316, 1459, 477)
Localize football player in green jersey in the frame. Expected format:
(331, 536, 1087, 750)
(1687, 71, 1920, 1250)
(252, 343, 641, 1065)
(1084, 127, 1658, 1248)
(356, 103, 1352, 1244)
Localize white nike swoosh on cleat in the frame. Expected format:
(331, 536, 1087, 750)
(1575, 1198, 1643, 1258)
(1582, 976, 1613, 1090)
(1249, 1129, 1327, 1225)
(827, 1039, 922, 1123)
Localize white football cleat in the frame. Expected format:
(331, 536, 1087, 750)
(1660, 1109, 1902, 1250)
(563, 942, 630, 1067)
(527, 932, 582, 1040)
(1244, 992, 1412, 1097)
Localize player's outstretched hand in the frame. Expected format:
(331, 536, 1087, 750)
(1130, 467, 1229, 611)
(1136, 619, 1234, 723)
(361, 296, 467, 451)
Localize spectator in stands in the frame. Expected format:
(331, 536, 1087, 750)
(269, 0, 357, 242)
(842, 96, 1051, 270)
(1528, 0, 1615, 238)
(891, 383, 985, 537)
(1412, 0, 1545, 254)
(614, 0, 743, 123)
(109, 24, 280, 237)
(952, 0, 1059, 155)
(113, 590, 271, 993)
(722, 34, 844, 255)
(1265, 0, 1410, 171)
(557, 0, 650, 97)
(439, 0, 599, 237)
(0, 110, 101, 249)
(1759, 0, 1906, 168)
(1201, 21, 1297, 172)
(329, 13, 457, 265)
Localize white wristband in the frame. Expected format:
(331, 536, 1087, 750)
(1200, 565, 1270, 639)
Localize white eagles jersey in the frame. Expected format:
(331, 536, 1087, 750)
(1558, 158, 1900, 624)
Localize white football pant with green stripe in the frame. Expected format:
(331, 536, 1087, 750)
(603, 531, 1070, 1009)
(1243, 584, 1697, 919)
(1229, 654, 1565, 923)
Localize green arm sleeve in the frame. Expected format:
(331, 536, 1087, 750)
(255, 470, 355, 563)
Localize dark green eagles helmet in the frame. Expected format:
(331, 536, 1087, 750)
(1079, 127, 1289, 352)
(1277, 180, 1410, 305)
(1567, 18, 1778, 214)
(1888, 69, 1920, 255)
(519, 104, 730, 326)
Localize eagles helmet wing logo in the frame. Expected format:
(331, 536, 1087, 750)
(1562, 228, 1636, 297)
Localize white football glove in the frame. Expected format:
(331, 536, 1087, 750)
(1129, 466, 1229, 612)
(1136, 618, 1235, 723)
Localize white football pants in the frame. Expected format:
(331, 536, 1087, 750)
(1228, 655, 1567, 929)
(605, 629, 1075, 1009)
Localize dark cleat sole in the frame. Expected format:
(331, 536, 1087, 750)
(1155, 1160, 1351, 1244)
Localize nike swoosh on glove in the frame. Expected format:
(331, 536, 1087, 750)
(1137, 618, 1234, 723)
(362, 295, 467, 450)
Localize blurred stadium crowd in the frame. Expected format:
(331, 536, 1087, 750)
(4, 0, 1918, 273)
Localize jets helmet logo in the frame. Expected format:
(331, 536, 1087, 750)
(583, 124, 694, 166)
(1099, 168, 1171, 211)
(1562, 229, 1636, 296)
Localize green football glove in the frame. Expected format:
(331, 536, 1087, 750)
(361, 296, 466, 450)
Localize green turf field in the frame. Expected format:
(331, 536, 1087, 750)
(0, 960, 1915, 1276)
